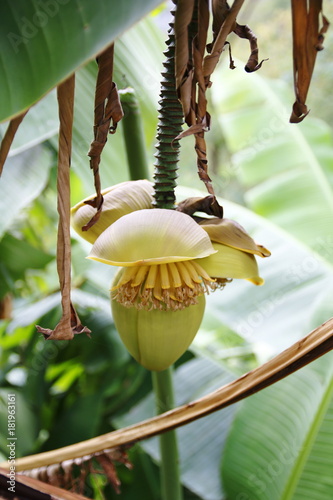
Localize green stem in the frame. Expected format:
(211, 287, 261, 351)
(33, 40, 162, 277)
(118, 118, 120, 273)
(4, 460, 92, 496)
(120, 88, 150, 180)
(153, 18, 184, 209)
(152, 368, 183, 500)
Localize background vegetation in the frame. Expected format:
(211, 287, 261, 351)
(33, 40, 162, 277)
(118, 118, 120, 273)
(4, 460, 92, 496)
(1, 1, 333, 498)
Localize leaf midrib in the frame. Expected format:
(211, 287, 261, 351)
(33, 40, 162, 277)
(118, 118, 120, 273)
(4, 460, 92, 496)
(280, 376, 333, 500)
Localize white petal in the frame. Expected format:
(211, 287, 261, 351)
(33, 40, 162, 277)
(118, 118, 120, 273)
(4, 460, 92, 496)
(89, 209, 216, 266)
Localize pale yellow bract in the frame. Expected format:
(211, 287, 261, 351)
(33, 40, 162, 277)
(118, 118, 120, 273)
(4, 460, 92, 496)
(71, 180, 270, 370)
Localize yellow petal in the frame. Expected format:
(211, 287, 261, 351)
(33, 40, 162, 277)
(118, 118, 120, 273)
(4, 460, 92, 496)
(196, 242, 264, 284)
(199, 218, 271, 258)
(111, 293, 205, 371)
(89, 209, 216, 266)
(71, 180, 154, 244)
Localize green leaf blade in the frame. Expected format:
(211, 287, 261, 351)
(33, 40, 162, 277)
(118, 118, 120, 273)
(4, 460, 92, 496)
(0, 0, 164, 122)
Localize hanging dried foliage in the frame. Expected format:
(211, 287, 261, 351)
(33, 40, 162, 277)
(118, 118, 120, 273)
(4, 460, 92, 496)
(174, 0, 266, 216)
(36, 76, 90, 341)
(20, 449, 132, 497)
(0, 466, 90, 500)
(84, 44, 124, 230)
(290, 0, 330, 123)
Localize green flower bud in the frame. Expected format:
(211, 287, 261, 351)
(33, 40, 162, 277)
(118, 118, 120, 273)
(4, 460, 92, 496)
(111, 283, 205, 371)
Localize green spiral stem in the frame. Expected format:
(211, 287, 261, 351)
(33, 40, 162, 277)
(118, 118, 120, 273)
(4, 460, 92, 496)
(153, 18, 184, 210)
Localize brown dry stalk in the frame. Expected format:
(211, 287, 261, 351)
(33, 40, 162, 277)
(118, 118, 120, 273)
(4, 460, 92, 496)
(0, 466, 90, 500)
(290, 0, 329, 123)
(84, 44, 123, 231)
(36, 76, 90, 340)
(0, 109, 28, 175)
(8, 316, 333, 471)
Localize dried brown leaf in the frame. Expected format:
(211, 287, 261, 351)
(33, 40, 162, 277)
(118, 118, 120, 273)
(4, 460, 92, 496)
(36, 76, 90, 341)
(95, 454, 121, 494)
(203, 0, 245, 78)
(290, 0, 329, 123)
(0, 466, 90, 500)
(0, 109, 28, 175)
(211, 0, 230, 48)
(174, 0, 196, 90)
(177, 195, 223, 218)
(85, 44, 124, 230)
(233, 23, 267, 72)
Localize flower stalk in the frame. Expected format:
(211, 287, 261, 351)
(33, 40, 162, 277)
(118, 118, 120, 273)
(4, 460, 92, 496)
(152, 368, 183, 500)
(151, 6, 184, 499)
(153, 15, 183, 209)
(119, 88, 150, 180)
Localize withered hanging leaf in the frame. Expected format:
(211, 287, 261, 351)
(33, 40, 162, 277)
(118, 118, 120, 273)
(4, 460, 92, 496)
(0, 466, 90, 500)
(174, 0, 196, 91)
(203, 0, 244, 79)
(0, 109, 28, 175)
(177, 195, 223, 218)
(290, 0, 329, 123)
(85, 44, 124, 230)
(233, 23, 267, 72)
(174, 120, 209, 140)
(174, 0, 196, 120)
(36, 76, 91, 341)
(206, 0, 230, 53)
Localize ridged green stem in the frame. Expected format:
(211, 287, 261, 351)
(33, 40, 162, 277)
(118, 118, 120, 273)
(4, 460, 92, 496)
(152, 368, 183, 500)
(120, 88, 150, 180)
(153, 18, 184, 209)
(151, 7, 184, 500)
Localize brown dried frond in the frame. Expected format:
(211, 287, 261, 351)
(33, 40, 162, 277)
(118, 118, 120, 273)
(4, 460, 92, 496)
(20, 448, 132, 498)
(85, 43, 124, 231)
(290, 0, 330, 123)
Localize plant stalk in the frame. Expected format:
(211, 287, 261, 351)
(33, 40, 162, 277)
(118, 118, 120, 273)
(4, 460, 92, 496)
(120, 88, 150, 180)
(151, 7, 184, 499)
(153, 17, 184, 209)
(152, 368, 183, 500)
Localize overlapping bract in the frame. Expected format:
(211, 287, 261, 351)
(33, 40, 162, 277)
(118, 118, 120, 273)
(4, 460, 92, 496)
(71, 180, 270, 370)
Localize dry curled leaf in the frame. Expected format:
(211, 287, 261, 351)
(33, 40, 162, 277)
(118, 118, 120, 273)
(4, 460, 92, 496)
(290, 0, 330, 123)
(20, 449, 132, 497)
(36, 76, 90, 341)
(85, 44, 124, 231)
(177, 195, 223, 218)
(233, 23, 268, 72)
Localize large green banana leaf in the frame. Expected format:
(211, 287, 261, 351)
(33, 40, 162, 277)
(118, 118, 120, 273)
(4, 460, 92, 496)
(0, 0, 164, 122)
(211, 63, 333, 254)
(222, 351, 333, 500)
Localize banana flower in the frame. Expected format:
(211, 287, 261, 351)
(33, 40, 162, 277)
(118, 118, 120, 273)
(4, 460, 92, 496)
(71, 181, 270, 370)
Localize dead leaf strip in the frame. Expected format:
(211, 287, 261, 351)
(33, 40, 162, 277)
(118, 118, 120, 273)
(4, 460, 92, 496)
(0, 466, 90, 500)
(290, 0, 329, 123)
(36, 75, 90, 341)
(203, 0, 245, 78)
(21, 449, 132, 497)
(176, 195, 223, 217)
(174, 0, 223, 213)
(233, 23, 268, 72)
(0, 109, 28, 175)
(12, 316, 333, 471)
(174, 0, 196, 91)
(84, 44, 124, 231)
